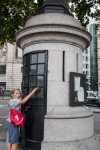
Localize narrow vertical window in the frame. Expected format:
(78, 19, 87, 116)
(76, 53, 78, 72)
(63, 51, 65, 81)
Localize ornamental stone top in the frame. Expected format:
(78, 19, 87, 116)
(33, 0, 73, 16)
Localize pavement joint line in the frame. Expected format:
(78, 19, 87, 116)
(0, 116, 8, 118)
(0, 105, 8, 107)
(5, 115, 9, 117)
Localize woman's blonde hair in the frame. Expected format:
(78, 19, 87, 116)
(8, 88, 21, 107)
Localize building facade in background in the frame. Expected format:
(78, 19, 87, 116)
(89, 23, 98, 91)
(82, 48, 90, 78)
(0, 43, 22, 91)
(82, 20, 98, 91)
(97, 20, 100, 92)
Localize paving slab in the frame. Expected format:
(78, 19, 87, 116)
(0, 129, 7, 150)
(0, 141, 6, 150)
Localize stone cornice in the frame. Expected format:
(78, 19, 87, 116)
(15, 24, 91, 50)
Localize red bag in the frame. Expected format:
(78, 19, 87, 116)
(10, 109, 24, 127)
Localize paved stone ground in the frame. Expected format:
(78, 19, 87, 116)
(0, 130, 23, 150)
(0, 141, 6, 150)
(0, 129, 7, 150)
(0, 97, 10, 100)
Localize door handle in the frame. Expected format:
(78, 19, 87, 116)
(25, 106, 32, 111)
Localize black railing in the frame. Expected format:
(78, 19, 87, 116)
(0, 90, 10, 97)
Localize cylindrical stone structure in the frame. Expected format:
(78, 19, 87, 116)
(15, 1, 100, 150)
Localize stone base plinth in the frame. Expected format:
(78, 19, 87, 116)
(43, 106, 94, 141)
(41, 133, 100, 150)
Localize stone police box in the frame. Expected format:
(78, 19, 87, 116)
(15, 0, 100, 150)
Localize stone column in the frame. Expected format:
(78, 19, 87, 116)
(15, 5, 100, 150)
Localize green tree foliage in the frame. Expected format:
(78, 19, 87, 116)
(0, 0, 44, 46)
(0, 0, 100, 46)
(70, 0, 100, 28)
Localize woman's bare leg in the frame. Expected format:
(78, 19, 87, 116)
(11, 143, 18, 150)
(7, 142, 12, 150)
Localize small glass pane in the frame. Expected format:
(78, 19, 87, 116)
(23, 66, 28, 76)
(38, 53, 45, 63)
(23, 56, 26, 66)
(0, 66, 6, 74)
(37, 76, 44, 86)
(37, 64, 44, 74)
(37, 88, 43, 98)
(23, 77, 28, 86)
(23, 55, 29, 66)
(29, 88, 35, 97)
(23, 88, 28, 97)
(30, 54, 37, 64)
(29, 76, 36, 86)
(30, 65, 36, 75)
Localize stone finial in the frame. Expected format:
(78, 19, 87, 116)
(43, 0, 69, 8)
(34, 0, 73, 16)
